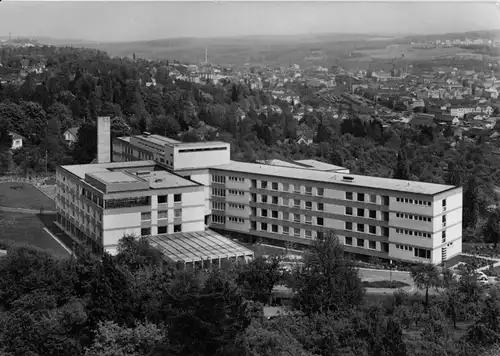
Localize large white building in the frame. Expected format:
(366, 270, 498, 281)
(109, 131, 463, 265)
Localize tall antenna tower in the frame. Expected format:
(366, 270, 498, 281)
(205, 47, 208, 64)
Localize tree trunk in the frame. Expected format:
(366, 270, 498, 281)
(425, 287, 429, 307)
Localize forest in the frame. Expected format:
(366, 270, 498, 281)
(0, 232, 499, 356)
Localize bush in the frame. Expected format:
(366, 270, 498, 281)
(362, 280, 410, 289)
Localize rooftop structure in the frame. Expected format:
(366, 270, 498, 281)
(148, 230, 254, 266)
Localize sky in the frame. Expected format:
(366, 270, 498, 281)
(0, 1, 498, 43)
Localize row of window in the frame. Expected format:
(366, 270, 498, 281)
(228, 216, 245, 224)
(212, 202, 246, 211)
(228, 189, 245, 196)
(141, 209, 182, 221)
(345, 221, 390, 236)
(344, 237, 378, 250)
(346, 207, 388, 221)
(141, 224, 182, 236)
(253, 195, 325, 211)
(395, 213, 432, 222)
(395, 245, 432, 259)
(395, 197, 432, 206)
(259, 209, 325, 226)
(395, 228, 431, 238)
(228, 176, 245, 182)
(252, 180, 324, 197)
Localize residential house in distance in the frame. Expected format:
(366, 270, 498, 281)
(9, 132, 24, 150)
(63, 127, 79, 146)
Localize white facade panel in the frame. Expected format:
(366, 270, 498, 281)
(182, 221, 206, 232)
(103, 212, 141, 230)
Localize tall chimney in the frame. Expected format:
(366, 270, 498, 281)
(97, 116, 111, 164)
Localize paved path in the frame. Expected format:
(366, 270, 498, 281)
(0, 206, 57, 215)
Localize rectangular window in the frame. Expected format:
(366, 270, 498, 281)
(272, 182, 279, 191)
(382, 196, 389, 206)
(317, 203, 324, 211)
(141, 212, 151, 221)
(305, 216, 312, 225)
(272, 196, 279, 205)
(174, 224, 182, 233)
(261, 209, 268, 217)
(212, 188, 226, 197)
(305, 187, 312, 196)
(346, 237, 353, 245)
(260, 222, 268, 231)
(382, 212, 389, 222)
(305, 201, 312, 210)
(283, 227, 289, 235)
(158, 195, 168, 204)
(158, 210, 168, 219)
(261, 181, 268, 189)
(158, 226, 167, 234)
(141, 227, 151, 236)
(346, 192, 353, 200)
(345, 222, 353, 230)
(211, 214, 225, 224)
(370, 194, 377, 203)
(294, 228, 301, 237)
(174, 209, 182, 218)
(305, 230, 312, 239)
(272, 210, 279, 219)
(282, 183, 289, 192)
(272, 224, 278, 233)
(369, 225, 376, 234)
(346, 206, 353, 215)
(282, 198, 289, 206)
(369, 210, 376, 219)
(293, 213, 300, 223)
(357, 238, 364, 247)
(294, 199, 301, 208)
(357, 208, 364, 217)
(369, 241, 376, 249)
(293, 185, 301, 193)
(261, 195, 268, 203)
(357, 224, 365, 233)
(317, 188, 324, 196)
(283, 212, 290, 220)
(317, 217, 324, 226)
(357, 193, 365, 202)
(174, 194, 182, 203)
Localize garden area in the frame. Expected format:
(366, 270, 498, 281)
(0, 182, 56, 210)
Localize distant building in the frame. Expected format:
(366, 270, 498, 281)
(63, 127, 79, 146)
(9, 132, 24, 150)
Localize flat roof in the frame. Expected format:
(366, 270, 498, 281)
(212, 160, 455, 195)
(147, 230, 254, 263)
(256, 159, 305, 169)
(62, 160, 156, 179)
(141, 170, 198, 189)
(139, 134, 181, 146)
(295, 159, 348, 171)
(177, 141, 230, 148)
(91, 171, 138, 184)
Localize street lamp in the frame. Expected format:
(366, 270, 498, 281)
(389, 260, 393, 286)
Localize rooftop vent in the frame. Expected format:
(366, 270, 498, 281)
(155, 179, 163, 183)
(142, 132, 151, 137)
(136, 170, 150, 176)
(342, 176, 354, 182)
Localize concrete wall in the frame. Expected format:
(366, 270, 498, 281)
(97, 117, 111, 164)
(173, 143, 230, 170)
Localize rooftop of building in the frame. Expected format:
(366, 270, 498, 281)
(61, 161, 199, 190)
(147, 230, 254, 263)
(131, 134, 229, 149)
(212, 160, 456, 195)
(256, 159, 305, 169)
(62, 160, 156, 180)
(295, 159, 348, 172)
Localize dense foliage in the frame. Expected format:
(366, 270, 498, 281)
(0, 233, 498, 356)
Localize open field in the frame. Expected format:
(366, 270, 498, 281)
(0, 182, 56, 210)
(0, 211, 70, 259)
(351, 44, 473, 61)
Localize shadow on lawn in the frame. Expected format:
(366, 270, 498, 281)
(36, 213, 75, 255)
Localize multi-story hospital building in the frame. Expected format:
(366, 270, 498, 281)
(55, 117, 463, 265)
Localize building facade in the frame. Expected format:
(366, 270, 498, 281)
(108, 133, 463, 265)
(55, 160, 206, 255)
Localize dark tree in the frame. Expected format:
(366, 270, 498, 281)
(463, 177, 481, 230)
(72, 122, 97, 164)
(393, 149, 411, 180)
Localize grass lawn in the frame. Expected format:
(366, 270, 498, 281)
(0, 182, 55, 210)
(0, 211, 70, 259)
